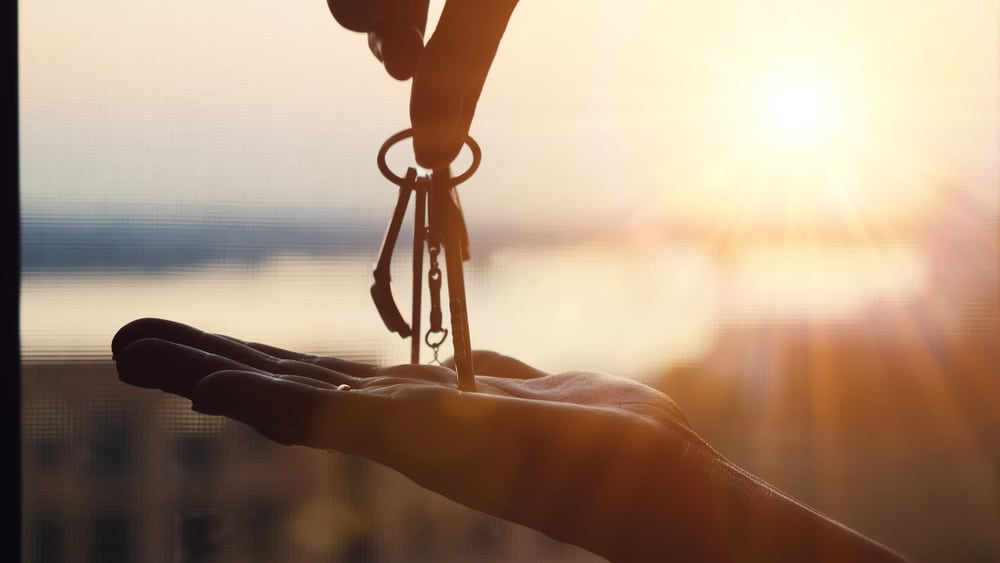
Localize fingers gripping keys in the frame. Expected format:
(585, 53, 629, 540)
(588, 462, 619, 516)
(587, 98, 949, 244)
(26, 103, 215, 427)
(373, 129, 479, 391)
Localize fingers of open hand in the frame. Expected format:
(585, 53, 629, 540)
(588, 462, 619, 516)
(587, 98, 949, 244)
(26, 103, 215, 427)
(232, 338, 377, 379)
(112, 317, 200, 359)
(190, 370, 383, 453)
(443, 350, 549, 380)
(189, 372, 516, 484)
(113, 318, 375, 385)
(113, 318, 284, 372)
(114, 338, 262, 398)
(114, 336, 361, 399)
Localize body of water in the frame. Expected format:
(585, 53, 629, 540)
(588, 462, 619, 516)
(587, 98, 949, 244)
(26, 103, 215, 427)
(21, 242, 926, 380)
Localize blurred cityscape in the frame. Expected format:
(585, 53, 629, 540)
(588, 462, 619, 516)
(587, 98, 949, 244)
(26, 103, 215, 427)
(659, 187, 999, 561)
(21, 186, 998, 562)
(21, 360, 603, 563)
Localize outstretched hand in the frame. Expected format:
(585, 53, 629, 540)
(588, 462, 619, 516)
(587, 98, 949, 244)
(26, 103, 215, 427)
(112, 318, 915, 563)
(112, 317, 711, 562)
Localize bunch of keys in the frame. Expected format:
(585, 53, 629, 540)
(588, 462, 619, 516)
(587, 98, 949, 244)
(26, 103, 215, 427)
(371, 128, 480, 392)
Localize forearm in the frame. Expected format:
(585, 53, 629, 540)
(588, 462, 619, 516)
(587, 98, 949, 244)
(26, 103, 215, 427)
(607, 434, 914, 563)
(414, 394, 913, 563)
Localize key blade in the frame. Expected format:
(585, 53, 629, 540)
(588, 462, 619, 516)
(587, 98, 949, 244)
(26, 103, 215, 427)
(371, 168, 417, 338)
(370, 276, 411, 338)
(444, 186, 471, 261)
(431, 168, 476, 391)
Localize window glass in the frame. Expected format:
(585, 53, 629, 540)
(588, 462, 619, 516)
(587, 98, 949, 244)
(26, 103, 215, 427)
(27, 507, 63, 563)
(93, 511, 136, 563)
(20, 1, 998, 562)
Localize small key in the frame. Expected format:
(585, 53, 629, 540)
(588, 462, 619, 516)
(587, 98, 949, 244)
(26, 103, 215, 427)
(371, 167, 417, 338)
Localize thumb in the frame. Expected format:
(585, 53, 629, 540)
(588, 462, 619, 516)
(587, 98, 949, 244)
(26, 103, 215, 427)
(410, 0, 518, 168)
(327, 0, 431, 80)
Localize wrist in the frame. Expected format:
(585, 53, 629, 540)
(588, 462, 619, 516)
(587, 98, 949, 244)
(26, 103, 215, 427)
(602, 434, 913, 563)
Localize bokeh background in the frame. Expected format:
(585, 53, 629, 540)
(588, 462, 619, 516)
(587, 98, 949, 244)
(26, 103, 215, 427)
(20, 1, 998, 561)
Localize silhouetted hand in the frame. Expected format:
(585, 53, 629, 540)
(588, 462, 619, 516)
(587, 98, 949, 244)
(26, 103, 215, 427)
(326, 0, 519, 168)
(112, 318, 913, 563)
(112, 318, 710, 561)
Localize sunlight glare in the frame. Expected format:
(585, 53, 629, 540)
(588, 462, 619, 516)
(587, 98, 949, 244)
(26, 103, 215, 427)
(766, 81, 830, 136)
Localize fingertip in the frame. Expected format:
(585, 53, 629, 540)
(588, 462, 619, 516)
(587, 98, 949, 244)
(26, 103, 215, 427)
(190, 369, 254, 415)
(115, 337, 241, 398)
(111, 317, 199, 359)
(413, 140, 463, 170)
(114, 338, 162, 389)
(369, 24, 424, 80)
(115, 337, 203, 396)
(111, 317, 159, 358)
(326, 0, 368, 32)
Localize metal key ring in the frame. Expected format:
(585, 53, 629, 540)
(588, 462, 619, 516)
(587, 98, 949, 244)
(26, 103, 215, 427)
(377, 128, 481, 187)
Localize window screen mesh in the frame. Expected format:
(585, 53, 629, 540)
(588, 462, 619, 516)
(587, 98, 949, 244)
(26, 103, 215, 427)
(20, 1, 999, 561)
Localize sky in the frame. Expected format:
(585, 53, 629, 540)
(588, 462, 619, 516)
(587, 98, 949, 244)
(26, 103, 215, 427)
(19, 0, 999, 232)
(17, 0, 1000, 373)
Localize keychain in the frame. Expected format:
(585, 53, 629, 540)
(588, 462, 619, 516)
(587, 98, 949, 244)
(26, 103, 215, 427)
(371, 128, 480, 392)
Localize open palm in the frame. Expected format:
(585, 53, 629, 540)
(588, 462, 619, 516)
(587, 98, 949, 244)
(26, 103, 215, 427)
(113, 317, 710, 561)
(114, 318, 912, 563)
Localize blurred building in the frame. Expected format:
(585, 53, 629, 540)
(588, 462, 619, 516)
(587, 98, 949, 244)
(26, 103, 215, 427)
(21, 360, 600, 563)
(657, 185, 999, 562)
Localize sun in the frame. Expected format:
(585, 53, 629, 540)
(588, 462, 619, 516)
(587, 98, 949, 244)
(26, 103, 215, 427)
(697, 71, 861, 216)
(758, 77, 838, 145)
(641, 53, 949, 233)
(766, 81, 830, 135)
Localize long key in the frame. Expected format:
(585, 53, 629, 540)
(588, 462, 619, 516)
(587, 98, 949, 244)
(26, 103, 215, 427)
(409, 176, 428, 364)
(429, 167, 476, 391)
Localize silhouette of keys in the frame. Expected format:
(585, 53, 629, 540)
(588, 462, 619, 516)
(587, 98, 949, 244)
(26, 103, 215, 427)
(371, 128, 480, 392)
